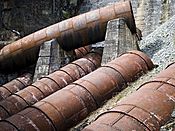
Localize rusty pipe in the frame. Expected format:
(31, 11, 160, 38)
(0, 1, 136, 71)
(0, 48, 102, 120)
(83, 63, 175, 131)
(75, 45, 92, 59)
(0, 50, 153, 130)
(0, 73, 32, 101)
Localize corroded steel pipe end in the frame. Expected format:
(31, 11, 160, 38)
(114, 0, 136, 33)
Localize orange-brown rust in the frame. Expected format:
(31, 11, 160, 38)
(0, 51, 153, 131)
(75, 46, 92, 59)
(0, 49, 102, 120)
(83, 63, 175, 131)
(0, 73, 32, 101)
(0, 1, 136, 71)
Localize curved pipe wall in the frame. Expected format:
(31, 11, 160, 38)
(74, 45, 92, 59)
(0, 73, 32, 101)
(0, 50, 153, 131)
(0, 1, 136, 71)
(83, 63, 175, 131)
(0, 49, 102, 120)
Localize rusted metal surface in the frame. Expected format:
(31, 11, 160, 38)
(0, 73, 32, 101)
(0, 49, 102, 120)
(83, 63, 175, 131)
(75, 45, 92, 59)
(0, 50, 153, 131)
(0, 1, 136, 71)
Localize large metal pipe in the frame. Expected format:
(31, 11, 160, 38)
(0, 1, 136, 71)
(83, 63, 175, 131)
(0, 73, 32, 101)
(0, 50, 153, 131)
(74, 45, 92, 59)
(0, 49, 102, 120)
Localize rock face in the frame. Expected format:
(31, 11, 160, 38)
(0, 0, 83, 37)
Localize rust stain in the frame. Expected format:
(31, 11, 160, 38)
(0, 50, 153, 131)
(83, 63, 175, 131)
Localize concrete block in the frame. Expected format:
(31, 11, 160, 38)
(102, 18, 139, 64)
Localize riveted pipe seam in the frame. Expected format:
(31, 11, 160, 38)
(11, 94, 30, 106)
(15, 79, 27, 87)
(17, 86, 45, 103)
(120, 89, 174, 129)
(69, 63, 88, 75)
(1, 86, 12, 94)
(75, 46, 91, 59)
(27, 85, 45, 98)
(114, 103, 161, 125)
(75, 49, 84, 58)
(165, 62, 175, 69)
(0, 120, 19, 131)
(0, 104, 11, 116)
(1, 107, 56, 131)
(114, 104, 161, 130)
(126, 51, 153, 70)
(101, 66, 127, 86)
(0, 50, 102, 120)
(71, 83, 99, 107)
(0, 74, 32, 101)
(126, 53, 149, 72)
(0, 51, 153, 130)
(0, 87, 11, 101)
(114, 89, 173, 130)
(137, 80, 175, 91)
(58, 69, 74, 82)
(32, 101, 65, 130)
(39, 76, 61, 89)
(32, 81, 56, 97)
(83, 63, 175, 131)
(104, 63, 133, 82)
(23, 107, 57, 131)
(0, 99, 19, 116)
(0, 95, 28, 118)
(13, 113, 45, 131)
(82, 55, 99, 69)
(94, 110, 151, 131)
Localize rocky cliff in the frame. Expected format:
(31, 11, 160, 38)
(0, 0, 83, 39)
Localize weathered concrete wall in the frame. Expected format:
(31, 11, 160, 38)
(33, 41, 52, 81)
(102, 18, 139, 64)
(33, 39, 75, 81)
